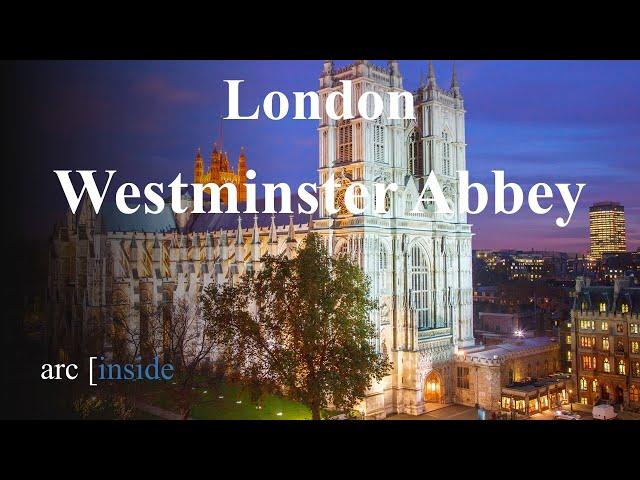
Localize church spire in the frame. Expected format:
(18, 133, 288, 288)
(235, 216, 245, 264)
(322, 60, 334, 75)
(286, 214, 297, 259)
(268, 214, 278, 244)
(219, 228, 228, 260)
(388, 60, 399, 76)
(427, 60, 437, 89)
(235, 216, 243, 246)
(251, 215, 261, 263)
(194, 147, 203, 183)
(268, 214, 278, 256)
(287, 214, 296, 244)
(451, 62, 461, 98)
(251, 214, 260, 245)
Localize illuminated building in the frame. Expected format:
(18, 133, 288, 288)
(509, 254, 546, 281)
(455, 337, 566, 417)
(193, 144, 248, 203)
(570, 276, 640, 408)
(48, 60, 476, 419)
(589, 201, 626, 260)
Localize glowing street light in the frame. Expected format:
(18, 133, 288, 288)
(514, 329, 524, 338)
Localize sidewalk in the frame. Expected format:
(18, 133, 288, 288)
(136, 401, 192, 420)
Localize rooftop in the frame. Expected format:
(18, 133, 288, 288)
(459, 337, 558, 364)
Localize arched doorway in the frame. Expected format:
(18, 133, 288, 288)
(424, 371, 443, 404)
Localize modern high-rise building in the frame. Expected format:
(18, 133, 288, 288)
(589, 201, 626, 260)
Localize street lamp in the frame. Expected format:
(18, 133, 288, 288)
(568, 388, 573, 412)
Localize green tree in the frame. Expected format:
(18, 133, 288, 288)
(201, 233, 390, 420)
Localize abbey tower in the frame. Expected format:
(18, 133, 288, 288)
(313, 60, 474, 418)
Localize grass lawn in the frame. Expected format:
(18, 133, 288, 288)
(142, 380, 313, 420)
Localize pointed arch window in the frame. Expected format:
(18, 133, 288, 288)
(618, 359, 626, 375)
(410, 244, 430, 330)
(603, 358, 611, 373)
(408, 129, 421, 176)
(337, 120, 352, 163)
(592, 378, 598, 392)
(442, 131, 452, 176)
(373, 116, 385, 163)
(378, 244, 389, 293)
(580, 377, 588, 391)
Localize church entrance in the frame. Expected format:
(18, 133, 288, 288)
(424, 371, 443, 404)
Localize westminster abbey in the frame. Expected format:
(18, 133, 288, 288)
(47, 61, 475, 418)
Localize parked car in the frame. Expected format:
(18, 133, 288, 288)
(553, 410, 581, 420)
(592, 404, 617, 420)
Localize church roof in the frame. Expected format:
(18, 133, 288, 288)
(189, 194, 319, 232)
(100, 202, 177, 233)
(574, 282, 640, 314)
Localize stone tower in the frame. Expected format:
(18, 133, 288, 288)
(313, 60, 474, 418)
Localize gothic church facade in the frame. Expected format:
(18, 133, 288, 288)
(47, 60, 474, 418)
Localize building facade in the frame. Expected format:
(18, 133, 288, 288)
(47, 60, 475, 419)
(193, 144, 248, 203)
(454, 337, 564, 416)
(589, 201, 626, 260)
(571, 277, 640, 409)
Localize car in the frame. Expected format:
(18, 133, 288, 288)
(553, 410, 581, 420)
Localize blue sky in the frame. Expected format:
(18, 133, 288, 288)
(18, 60, 640, 252)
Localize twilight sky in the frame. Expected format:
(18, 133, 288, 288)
(13, 60, 640, 253)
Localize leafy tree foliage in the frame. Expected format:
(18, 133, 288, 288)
(202, 233, 390, 419)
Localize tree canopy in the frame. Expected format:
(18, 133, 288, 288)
(201, 233, 390, 419)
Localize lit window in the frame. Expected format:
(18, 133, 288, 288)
(567, 351, 572, 361)
(580, 397, 588, 405)
(566, 335, 571, 345)
(580, 336, 596, 348)
(592, 379, 598, 392)
(580, 320, 595, 330)
(633, 341, 639, 354)
(621, 303, 629, 314)
(604, 358, 611, 373)
(599, 302, 607, 313)
(410, 244, 431, 330)
(337, 120, 352, 163)
(618, 360, 626, 375)
(581, 356, 596, 370)
(633, 362, 640, 377)
(602, 337, 610, 351)
(631, 323, 639, 334)
(580, 377, 588, 390)
(601, 321, 608, 331)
